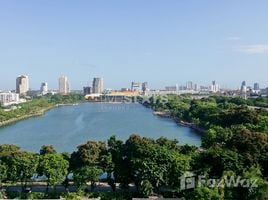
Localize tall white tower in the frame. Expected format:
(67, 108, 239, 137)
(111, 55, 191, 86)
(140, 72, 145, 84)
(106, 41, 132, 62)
(58, 76, 70, 94)
(92, 77, 104, 94)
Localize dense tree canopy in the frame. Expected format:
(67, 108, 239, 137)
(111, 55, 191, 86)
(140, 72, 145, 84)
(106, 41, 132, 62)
(0, 95, 267, 199)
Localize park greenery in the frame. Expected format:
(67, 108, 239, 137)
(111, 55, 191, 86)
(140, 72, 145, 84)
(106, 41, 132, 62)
(0, 94, 84, 124)
(0, 95, 267, 199)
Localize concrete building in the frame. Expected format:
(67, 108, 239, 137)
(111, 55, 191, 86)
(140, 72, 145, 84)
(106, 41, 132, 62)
(16, 75, 29, 96)
(142, 82, 149, 94)
(165, 86, 177, 91)
(194, 84, 199, 91)
(186, 81, 193, 90)
(92, 78, 104, 94)
(260, 88, 268, 96)
(0, 91, 20, 106)
(58, 76, 70, 94)
(40, 82, 48, 95)
(83, 86, 92, 95)
(131, 82, 141, 92)
(210, 81, 220, 93)
(241, 81, 247, 93)
(253, 83, 260, 91)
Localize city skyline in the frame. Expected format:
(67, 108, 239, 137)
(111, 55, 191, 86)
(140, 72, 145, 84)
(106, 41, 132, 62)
(0, 74, 266, 92)
(0, 1, 268, 89)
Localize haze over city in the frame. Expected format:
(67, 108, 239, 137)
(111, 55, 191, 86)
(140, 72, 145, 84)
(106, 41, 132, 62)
(0, 0, 268, 90)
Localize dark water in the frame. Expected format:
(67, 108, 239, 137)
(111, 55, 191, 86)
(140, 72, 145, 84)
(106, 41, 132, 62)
(0, 103, 201, 152)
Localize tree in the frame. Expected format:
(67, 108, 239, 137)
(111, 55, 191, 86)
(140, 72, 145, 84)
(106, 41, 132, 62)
(0, 162, 7, 188)
(70, 141, 106, 170)
(187, 185, 221, 200)
(156, 137, 180, 151)
(241, 167, 268, 200)
(216, 107, 258, 127)
(73, 166, 103, 191)
(0, 144, 21, 183)
(40, 145, 56, 155)
(107, 136, 125, 190)
(11, 151, 39, 189)
(192, 146, 245, 177)
(123, 135, 191, 193)
(202, 126, 233, 148)
(226, 128, 268, 175)
(38, 153, 68, 191)
(140, 180, 154, 197)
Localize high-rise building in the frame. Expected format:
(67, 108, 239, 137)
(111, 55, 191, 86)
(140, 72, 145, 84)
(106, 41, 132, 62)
(40, 82, 48, 95)
(241, 81, 247, 93)
(186, 81, 193, 90)
(165, 86, 177, 91)
(58, 76, 70, 94)
(83, 86, 92, 95)
(131, 82, 141, 92)
(92, 78, 103, 94)
(16, 75, 29, 96)
(142, 82, 149, 93)
(194, 84, 199, 91)
(253, 83, 260, 91)
(210, 81, 220, 93)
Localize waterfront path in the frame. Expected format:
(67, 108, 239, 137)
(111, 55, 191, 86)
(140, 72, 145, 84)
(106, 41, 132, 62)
(3, 183, 136, 193)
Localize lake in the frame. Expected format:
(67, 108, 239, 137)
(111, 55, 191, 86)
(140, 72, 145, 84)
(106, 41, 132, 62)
(0, 103, 201, 152)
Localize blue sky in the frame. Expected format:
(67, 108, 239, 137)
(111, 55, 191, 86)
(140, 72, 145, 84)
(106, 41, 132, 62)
(0, 0, 268, 90)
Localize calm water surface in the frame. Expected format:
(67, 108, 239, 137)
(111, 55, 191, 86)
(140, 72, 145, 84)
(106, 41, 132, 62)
(0, 103, 201, 152)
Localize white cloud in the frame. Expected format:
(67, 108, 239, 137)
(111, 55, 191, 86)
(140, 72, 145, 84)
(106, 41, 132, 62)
(239, 44, 268, 54)
(227, 36, 241, 41)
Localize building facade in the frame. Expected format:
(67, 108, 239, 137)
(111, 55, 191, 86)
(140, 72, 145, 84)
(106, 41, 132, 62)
(83, 86, 92, 95)
(58, 76, 70, 94)
(210, 81, 220, 93)
(253, 83, 260, 91)
(92, 78, 103, 94)
(142, 82, 149, 93)
(40, 82, 48, 95)
(0, 91, 20, 106)
(186, 81, 193, 90)
(16, 75, 29, 96)
(131, 82, 141, 92)
(241, 81, 247, 93)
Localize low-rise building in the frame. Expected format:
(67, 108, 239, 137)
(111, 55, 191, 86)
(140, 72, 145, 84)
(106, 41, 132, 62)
(0, 91, 20, 106)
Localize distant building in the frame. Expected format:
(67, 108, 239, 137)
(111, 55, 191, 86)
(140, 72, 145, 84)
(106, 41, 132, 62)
(210, 81, 220, 93)
(241, 81, 247, 93)
(92, 78, 104, 94)
(194, 84, 199, 91)
(121, 88, 131, 92)
(186, 81, 193, 90)
(200, 86, 209, 91)
(165, 86, 177, 91)
(131, 82, 141, 92)
(179, 85, 187, 90)
(0, 91, 20, 106)
(83, 86, 92, 95)
(16, 75, 29, 96)
(142, 82, 149, 94)
(40, 82, 48, 95)
(253, 83, 260, 91)
(260, 88, 268, 96)
(58, 76, 70, 94)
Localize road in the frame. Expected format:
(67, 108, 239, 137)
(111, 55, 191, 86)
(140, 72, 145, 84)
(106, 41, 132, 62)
(3, 183, 136, 193)
(247, 105, 268, 111)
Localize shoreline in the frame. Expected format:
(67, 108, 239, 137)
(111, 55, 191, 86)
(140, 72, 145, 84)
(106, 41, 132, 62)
(0, 102, 84, 128)
(153, 111, 205, 133)
(0, 105, 56, 128)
